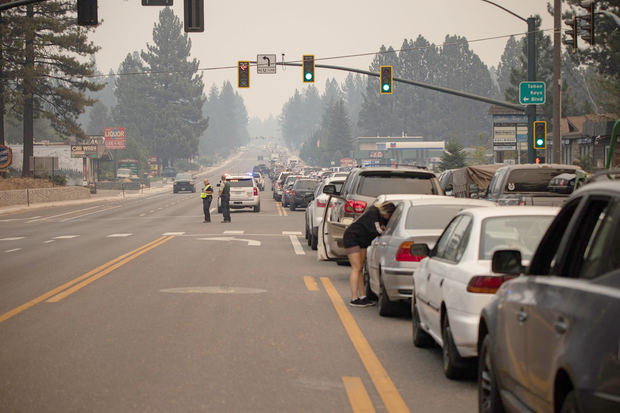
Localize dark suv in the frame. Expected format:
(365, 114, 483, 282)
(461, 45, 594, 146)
(288, 179, 318, 211)
(478, 177, 620, 413)
(320, 166, 442, 261)
(173, 173, 195, 193)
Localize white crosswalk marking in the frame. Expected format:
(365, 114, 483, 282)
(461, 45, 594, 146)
(223, 230, 244, 235)
(282, 231, 303, 236)
(107, 233, 133, 238)
(289, 235, 305, 255)
(163, 232, 185, 236)
(55, 235, 80, 239)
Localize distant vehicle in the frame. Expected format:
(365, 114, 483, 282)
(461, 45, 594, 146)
(413, 206, 558, 379)
(253, 172, 265, 191)
(218, 175, 260, 213)
(118, 159, 139, 177)
(116, 168, 132, 179)
(366, 196, 494, 317)
(486, 164, 583, 206)
(479, 180, 620, 412)
(173, 173, 195, 193)
(281, 175, 303, 207)
(162, 167, 177, 178)
(288, 179, 318, 211)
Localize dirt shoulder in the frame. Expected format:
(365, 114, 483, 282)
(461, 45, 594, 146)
(0, 177, 55, 190)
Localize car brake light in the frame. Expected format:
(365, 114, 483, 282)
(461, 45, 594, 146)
(466, 275, 517, 294)
(395, 241, 426, 262)
(344, 200, 367, 214)
(253, 187, 258, 196)
(293, 190, 297, 196)
(316, 200, 327, 208)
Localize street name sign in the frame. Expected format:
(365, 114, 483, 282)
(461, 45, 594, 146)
(257, 54, 276, 74)
(519, 81, 546, 105)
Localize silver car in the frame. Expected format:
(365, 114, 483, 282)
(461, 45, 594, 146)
(366, 195, 494, 316)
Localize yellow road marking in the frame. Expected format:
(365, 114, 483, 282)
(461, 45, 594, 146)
(47, 236, 174, 302)
(304, 276, 319, 291)
(321, 277, 410, 413)
(0, 236, 169, 324)
(343, 376, 376, 413)
(276, 202, 283, 216)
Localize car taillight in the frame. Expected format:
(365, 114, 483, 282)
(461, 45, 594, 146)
(344, 200, 367, 214)
(395, 241, 426, 262)
(293, 190, 297, 196)
(253, 187, 258, 196)
(316, 200, 327, 208)
(466, 275, 517, 294)
(285, 189, 291, 194)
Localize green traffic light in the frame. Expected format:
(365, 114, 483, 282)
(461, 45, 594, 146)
(536, 138, 544, 146)
(305, 72, 313, 81)
(382, 84, 390, 92)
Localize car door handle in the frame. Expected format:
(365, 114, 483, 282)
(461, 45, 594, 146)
(554, 319, 568, 335)
(517, 311, 528, 323)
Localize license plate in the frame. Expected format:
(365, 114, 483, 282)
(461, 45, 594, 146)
(234, 201, 242, 205)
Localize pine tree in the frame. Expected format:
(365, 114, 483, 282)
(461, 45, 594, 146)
(497, 36, 523, 98)
(439, 139, 467, 171)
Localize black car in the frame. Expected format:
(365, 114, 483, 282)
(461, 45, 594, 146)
(478, 179, 620, 413)
(173, 173, 195, 193)
(289, 179, 317, 211)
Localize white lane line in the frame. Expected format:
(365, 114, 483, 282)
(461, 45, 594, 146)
(27, 205, 102, 223)
(149, 210, 155, 213)
(55, 235, 80, 239)
(0, 237, 25, 241)
(223, 230, 244, 235)
(283, 231, 303, 236)
(139, 213, 146, 217)
(60, 205, 122, 222)
(5, 248, 21, 253)
(44, 240, 55, 244)
(163, 232, 185, 236)
(289, 235, 305, 255)
(106, 233, 133, 238)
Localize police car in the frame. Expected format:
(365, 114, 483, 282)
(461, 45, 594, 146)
(218, 175, 261, 213)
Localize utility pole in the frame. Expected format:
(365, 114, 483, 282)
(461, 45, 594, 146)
(553, 0, 562, 164)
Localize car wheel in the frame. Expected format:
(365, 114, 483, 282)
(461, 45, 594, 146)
(290, 203, 296, 211)
(478, 335, 505, 413)
(305, 224, 309, 241)
(442, 314, 468, 380)
(378, 275, 398, 317)
(310, 231, 318, 250)
(254, 204, 260, 213)
(560, 390, 578, 413)
(412, 299, 434, 348)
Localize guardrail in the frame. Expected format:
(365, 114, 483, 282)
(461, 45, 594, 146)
(0, 186, 90, 207)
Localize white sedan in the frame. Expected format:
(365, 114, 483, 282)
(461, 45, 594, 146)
(305, 177, 345, 250)
(412, 206, 559, 379)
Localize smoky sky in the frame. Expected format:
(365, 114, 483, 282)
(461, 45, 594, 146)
(90, 0, 552, 120)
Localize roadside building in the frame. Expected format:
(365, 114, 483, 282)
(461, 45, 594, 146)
(352, 135, 445, 168)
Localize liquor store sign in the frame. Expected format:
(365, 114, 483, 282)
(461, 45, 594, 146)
(104, 127, 126, 149)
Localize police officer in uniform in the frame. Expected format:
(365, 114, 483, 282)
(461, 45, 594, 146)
(219, 174, 231, 223)
(201, 178, 214, 223)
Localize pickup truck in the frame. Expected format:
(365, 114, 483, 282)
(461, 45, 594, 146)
(485, 164, 584, 206)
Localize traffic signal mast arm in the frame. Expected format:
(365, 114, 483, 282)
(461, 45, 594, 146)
(268, 61, 525, 112)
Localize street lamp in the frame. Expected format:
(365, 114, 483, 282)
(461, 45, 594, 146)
(481, 0, 537, 164)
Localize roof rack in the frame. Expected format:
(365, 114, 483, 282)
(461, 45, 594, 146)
(355, 163, 428, 170)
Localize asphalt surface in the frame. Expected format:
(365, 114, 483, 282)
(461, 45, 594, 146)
(0, 149, 477, 412)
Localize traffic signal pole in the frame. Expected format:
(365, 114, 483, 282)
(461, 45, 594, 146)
(527, 17, 537, 164)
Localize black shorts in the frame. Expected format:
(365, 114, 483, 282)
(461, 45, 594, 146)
(343, 225, 372, 250)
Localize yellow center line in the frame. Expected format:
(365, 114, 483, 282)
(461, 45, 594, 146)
(321, 277, 410, 413)
(0, 236, 169, 324)
(276, 202, 283, 216)
(343, 376, 376, 413)
(47, 236, 174, 302)
(304, 276, 319, 291)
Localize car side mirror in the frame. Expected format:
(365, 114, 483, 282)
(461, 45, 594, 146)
(492, 250, 524, 275)
(323, 184, 337, 195)
(410, 243, 430, 258)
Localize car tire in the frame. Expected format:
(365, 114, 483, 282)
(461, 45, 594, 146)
(305, 224, 310, 241)
(310, 233, 318, 250)
(478, 335, 505, 413)
(254, 204, 260, 213)
(560, 390, 578, 413)
(290, 203, 296, 211)
(442, 314, 468, 380)
(378, 275, 398, 317)
(412, 299, 434, 348)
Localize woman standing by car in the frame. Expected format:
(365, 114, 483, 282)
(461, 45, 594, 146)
(343, 201, 396, 307)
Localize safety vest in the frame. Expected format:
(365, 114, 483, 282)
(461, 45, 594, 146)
(201, 184, 213, 198)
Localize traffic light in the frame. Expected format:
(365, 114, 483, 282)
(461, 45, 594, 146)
(184, 0, 204, 32)
(579, 3, 595, 45)
(380, 66, 392, 94)
(77, 0, 98, 26)
(534, 121, 547, 150)
(563, 16, 578, 52)
(238, 61, 250, 88)
(303, 55, 315, 83)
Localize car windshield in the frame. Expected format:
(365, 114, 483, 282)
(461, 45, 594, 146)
(479, 215, 554, 260)
(175, 174, 191, 180)
(406, 205, 474, 230)
(504, 169, 577, 193)
(227, 178, 253, 187)
(357, 173, 437, 197)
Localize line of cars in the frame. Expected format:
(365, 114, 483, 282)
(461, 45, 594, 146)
(301, 162, 619, 412)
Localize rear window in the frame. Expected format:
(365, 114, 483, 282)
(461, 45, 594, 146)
(406, 205, 474, 230)
(356, 173, 437, 197)
(227, 178, 253, 187)
(504, 169, 576, 193)
(479, 215, 554, 260)
(294, 180, 317, 190)
(175, 174, 191, 180)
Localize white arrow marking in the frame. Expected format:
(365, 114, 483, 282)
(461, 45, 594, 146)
(198, 237, 261, 247)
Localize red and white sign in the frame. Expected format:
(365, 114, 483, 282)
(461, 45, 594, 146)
(104, 127, 126, 149)
(340, 157, 355, 167)
(369, 151, 383, 158)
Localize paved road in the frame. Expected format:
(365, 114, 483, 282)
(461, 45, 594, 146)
(0, 149, 476, 412)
